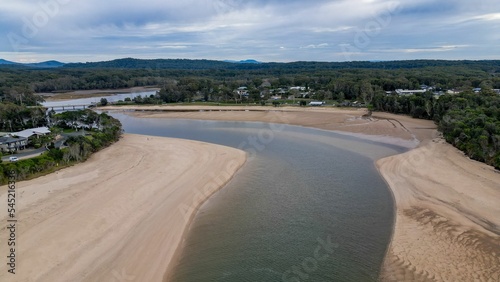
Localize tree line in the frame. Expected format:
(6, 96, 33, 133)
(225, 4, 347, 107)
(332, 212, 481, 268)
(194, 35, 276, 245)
(1, 60, 499, 99)
(371, 90, 500, 169)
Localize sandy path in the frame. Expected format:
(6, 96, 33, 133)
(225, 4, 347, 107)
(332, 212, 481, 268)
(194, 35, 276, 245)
(0, 134, 246, 281)
(105, 105, 500, 281)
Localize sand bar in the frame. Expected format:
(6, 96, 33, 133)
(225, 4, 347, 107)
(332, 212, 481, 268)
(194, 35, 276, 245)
(0, 134, 246, 281)
(104, 105, 420, 142)
(378, 139, 500, 281)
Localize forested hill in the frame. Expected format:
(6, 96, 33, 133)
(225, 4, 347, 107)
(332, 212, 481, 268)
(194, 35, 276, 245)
(63, 58, 500, 71)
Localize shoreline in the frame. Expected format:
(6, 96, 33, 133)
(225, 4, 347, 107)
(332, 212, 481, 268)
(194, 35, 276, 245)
(0, 134, 246, 281)
(377, 139, 500, 281)
(108, 105, 500, 281)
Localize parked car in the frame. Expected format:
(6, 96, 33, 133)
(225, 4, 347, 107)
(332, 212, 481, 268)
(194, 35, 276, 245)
(9, 156, 19, 162)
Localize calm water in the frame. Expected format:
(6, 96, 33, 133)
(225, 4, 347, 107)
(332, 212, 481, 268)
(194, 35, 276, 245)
(109, 112, 405, 282)
(41, 91, 156, 108)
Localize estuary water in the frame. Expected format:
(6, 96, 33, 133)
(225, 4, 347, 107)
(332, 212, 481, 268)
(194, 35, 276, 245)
(109, 112, 406, 282)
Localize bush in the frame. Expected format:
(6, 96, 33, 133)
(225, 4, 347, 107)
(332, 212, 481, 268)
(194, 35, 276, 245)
(100, 98, 108, 106)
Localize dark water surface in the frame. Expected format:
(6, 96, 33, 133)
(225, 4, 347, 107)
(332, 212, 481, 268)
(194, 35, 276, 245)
(110, 112, 405, 282)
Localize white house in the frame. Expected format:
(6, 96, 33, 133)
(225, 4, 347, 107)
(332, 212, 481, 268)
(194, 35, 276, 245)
(235, 86, 249, 97)
(289, 86, 306, 91)
(309, 101, 324, 106)
(395, 89, 427, 96)
(12, 127, 51, 139)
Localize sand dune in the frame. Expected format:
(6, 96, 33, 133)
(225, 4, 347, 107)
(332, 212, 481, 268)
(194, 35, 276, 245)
(0, 134, 246, 281)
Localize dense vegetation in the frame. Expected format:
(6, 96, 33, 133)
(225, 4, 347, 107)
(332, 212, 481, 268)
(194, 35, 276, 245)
(372, 91, 500, 168)
(1, 59, 499, 96)
(1, 58, 500, 169)
(0, 110, 122, 184)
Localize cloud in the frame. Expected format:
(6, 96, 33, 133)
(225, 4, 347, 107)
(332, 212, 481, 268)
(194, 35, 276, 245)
(301, 43, 329, 49)
(0, 0, 499, 62)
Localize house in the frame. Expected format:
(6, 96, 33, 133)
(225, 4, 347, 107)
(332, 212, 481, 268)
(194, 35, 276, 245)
(12, 127, 51, 139)
(420, 84, 434, 91)
(289, 86, 306, 91)
(235, 87, 249, 97)
(309, 101, 324, 106)
(395, 89, 427, 96)
(0, 136, 28, 152)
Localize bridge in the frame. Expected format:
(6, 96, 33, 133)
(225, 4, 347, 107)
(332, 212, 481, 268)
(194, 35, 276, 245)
(46, 104, 93, 111)
(29, 103, 96, 111)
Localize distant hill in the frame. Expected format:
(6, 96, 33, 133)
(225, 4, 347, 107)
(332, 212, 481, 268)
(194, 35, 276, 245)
(0, 59, 65, 68)
(0, 59, 17, 65)
(2, 57, 499, 72)
(26, 60, 65, 68)
(62, 58, 500, 72)
(224, 59, 262, 64)
(64, 58, 250, 70)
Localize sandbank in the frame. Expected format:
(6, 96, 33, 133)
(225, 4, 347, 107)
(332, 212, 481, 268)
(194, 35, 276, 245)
(0, 134, 245, 281)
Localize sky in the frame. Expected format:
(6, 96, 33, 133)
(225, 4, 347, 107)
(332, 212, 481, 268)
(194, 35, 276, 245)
(0, 0, 499, 63)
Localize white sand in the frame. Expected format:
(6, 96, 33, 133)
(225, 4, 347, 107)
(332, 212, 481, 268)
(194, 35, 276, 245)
(378, 139, 500, 281)
(0, 134, 246, 281)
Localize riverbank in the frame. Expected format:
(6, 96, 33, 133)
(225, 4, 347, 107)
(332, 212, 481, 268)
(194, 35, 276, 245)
(378, 140, 500, 281)
(0, 134, 246, 281)
(103, 105, 421, 143)
(106, 105, 500, 281)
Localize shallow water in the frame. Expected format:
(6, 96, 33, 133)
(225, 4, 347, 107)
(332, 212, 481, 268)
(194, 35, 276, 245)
(110, 113, 405, 282)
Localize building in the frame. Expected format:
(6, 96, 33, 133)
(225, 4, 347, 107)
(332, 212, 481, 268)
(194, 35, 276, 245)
(395, 89, 427, 96)
(0, 127, 51, 152)
(12, 127, 51, 139)
(309, 101, 324, 106)
(0, 136, 28, 152)
(235, 87, 249, 97)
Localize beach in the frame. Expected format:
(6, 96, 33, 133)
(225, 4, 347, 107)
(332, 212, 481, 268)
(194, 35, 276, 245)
(0, 134, 246, 281)
(105, 105, 500, 281)
(378, 139, 500, 281)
